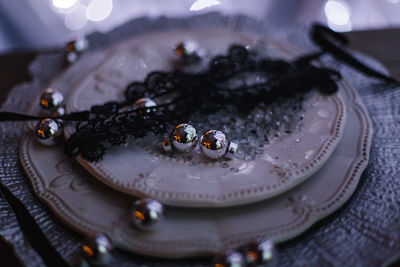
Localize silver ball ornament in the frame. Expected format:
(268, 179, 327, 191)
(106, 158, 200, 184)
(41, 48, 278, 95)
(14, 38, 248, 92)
(213, 250, 245, 267)
(171, 123, 198, 152)
(80, 233, 113, 265)
(35, 118, 62, 140)
(200, 130, 229, 159)
(133, 97, 157, 113)
(40, 88, 64, 109)
(91, 233, 113, 255)
(132, 198, 164, 230)
(244, 239, 276, 266)
(175, 40, 201, 59)
(66, 37, 88, 53)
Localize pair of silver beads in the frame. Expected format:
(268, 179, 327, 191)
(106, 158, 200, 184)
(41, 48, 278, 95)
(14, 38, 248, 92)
(35, 92, 155, 141)
(171, 42, 239, 160)
(65, 37, 88, 64)
(162, 123, 238, 160)
(35, 89, 65, 141)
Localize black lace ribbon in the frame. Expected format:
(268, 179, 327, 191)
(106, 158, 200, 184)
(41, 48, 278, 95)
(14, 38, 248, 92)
(0, 24, 398, 161)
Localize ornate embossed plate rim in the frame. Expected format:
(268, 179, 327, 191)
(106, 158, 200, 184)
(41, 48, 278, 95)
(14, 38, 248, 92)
(64, 29, 348, 207)
(19, 32, 373, 258)
(18, 76, 372, 258)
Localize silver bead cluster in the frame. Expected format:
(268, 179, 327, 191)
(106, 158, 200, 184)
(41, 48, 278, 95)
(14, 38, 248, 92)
(125, 96, 239, 160)
(214, 239, 276, 267)
(162, 124, 238, 160)
(36, 89, 65, 142)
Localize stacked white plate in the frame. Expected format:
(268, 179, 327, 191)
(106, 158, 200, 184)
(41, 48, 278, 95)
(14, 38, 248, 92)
(20, 28, 372, 258)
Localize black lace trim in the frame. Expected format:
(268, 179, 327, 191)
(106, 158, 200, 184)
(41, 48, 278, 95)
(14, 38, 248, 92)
(64, 44, 341, 161)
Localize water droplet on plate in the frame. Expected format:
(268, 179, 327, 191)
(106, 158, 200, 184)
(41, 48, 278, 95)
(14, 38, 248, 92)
(304, 150, 314, 160)
(318, 109, 330, 118)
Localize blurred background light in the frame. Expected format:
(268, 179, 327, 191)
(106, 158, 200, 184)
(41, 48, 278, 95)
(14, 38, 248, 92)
(64, 4, 87, 30)
(190, 0, 221, 11)
(325, 0, 350, 25)
(1, 0, 400, 53)
(324, 0, 352, 32)
(52, 0, 78, 9)
(86, 0, 113, 22)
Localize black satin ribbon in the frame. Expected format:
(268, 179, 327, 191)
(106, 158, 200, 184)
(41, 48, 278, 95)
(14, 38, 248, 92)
(0, 111, 90, 122)
(0, 24, 397, 123)
(311, 23, 399, 85)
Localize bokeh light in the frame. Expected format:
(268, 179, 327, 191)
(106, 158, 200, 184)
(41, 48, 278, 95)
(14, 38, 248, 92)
(64, 4, 88, 30)
(86, 0, 113, 22)
(52, 0, 78, 9)
(190, 0, 221, 11)
(325, 0, 352, 32)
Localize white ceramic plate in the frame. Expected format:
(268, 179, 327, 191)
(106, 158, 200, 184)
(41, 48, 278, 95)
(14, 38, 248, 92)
(63, 29, 347, 207)
(19, 66, 372, 257)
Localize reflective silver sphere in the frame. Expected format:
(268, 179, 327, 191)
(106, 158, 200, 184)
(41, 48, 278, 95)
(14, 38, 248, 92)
(213, 250, 244, 267)
(175, 40, 200, 58)
(133, 97, 157, 113)
(92, 233, 113, 255)
(132, 198, 164, 230)
(171, 123, 197, 152)
(245, 239, 276, 266)
(66, 37, 88, 53)
(161, 134, 173, 153)
(81, 233, 113, 265)
(200, 130, 229, 159)
(40, 88, 64, 109)
(35, 118, 62, 140)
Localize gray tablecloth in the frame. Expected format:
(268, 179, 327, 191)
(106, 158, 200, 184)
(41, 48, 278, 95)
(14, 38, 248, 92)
(1, 13, 400, 266)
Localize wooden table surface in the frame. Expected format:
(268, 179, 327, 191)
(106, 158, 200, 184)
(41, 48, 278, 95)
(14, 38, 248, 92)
(0, 27, 399, 266)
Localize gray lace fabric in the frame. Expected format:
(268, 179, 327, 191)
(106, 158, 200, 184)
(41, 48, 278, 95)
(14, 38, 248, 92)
(1, 13, 400, 266)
